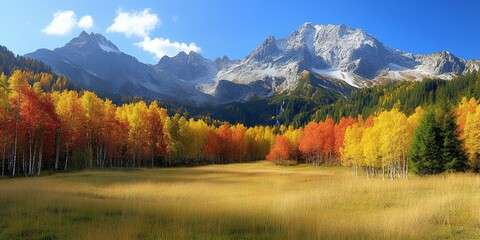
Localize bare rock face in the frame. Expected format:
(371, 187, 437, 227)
(414, 51, 466, 75)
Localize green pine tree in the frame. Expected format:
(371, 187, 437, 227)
(410, 105, 469, 175)
(438, 105, 468, 172)
(409, 111, 443, 175)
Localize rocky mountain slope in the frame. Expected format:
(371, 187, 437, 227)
(26, 32, 214, 103)
(26, 23, 480, 104)
(212, 23, 480, 101)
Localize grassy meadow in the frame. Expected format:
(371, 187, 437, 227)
(1, 161, 480, 239)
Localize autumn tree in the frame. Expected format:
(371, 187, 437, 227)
(146, 101, 167, 167)
(299, 122, 320, 165)
(124, 102, 148, 167)
(333, 117, 357, 160)
(230, 124, 247, 162)
(456, 97, 477, 135)
(361, 121, 381, 178)
(186, 118, 210, 161)
(0, 73, 12, 176)
(244, 126, 272, 161)
(34, 91, 59, 175)
(81, 91, 105, 168)
(266, 135, 291, 165)
(164, 114, 184, 165)
(298, 118, 336, 166)
(52, 90, 86, 170)
(341, 122, 364, 176)
(281, 125, 302, 161)
(204, 128, 221, 162)
(7, 70, 30, 177)
(101, 99, 125, 168)
(461, 100, 480, 171)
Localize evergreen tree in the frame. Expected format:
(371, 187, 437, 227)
(410, 106, 469, 175)
(438, 105, 468, 172)
(409, 111, 443, 174)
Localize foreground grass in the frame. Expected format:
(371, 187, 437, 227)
(1, 162, 480, 239)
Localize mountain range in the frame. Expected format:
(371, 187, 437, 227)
(25, 22, 480, 105)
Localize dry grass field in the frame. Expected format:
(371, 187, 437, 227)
(1, 161, 480, 239)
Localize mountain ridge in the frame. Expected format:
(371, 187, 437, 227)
(25, 23, 480, 105)
(27, 31, 215, 104)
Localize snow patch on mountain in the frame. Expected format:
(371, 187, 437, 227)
(312, 68, 359, 87)
(99, 43, 119, 53)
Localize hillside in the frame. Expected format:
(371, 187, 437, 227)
(0, 45, 77, 92)
(188, 71, 480, 127)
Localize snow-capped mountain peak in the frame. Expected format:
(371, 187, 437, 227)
(63, 31, 120, 53)
(26, 24, 480, 105)
(215, 22, 480, 101)
(247, 35, 278, 62)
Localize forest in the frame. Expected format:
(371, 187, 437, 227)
(1, 67, 480, 178)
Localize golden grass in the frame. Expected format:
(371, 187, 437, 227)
(1, 161, 480, 239)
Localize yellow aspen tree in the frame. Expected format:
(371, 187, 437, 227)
(186, 118, 210, 161)
(376, 108, 409, 179)
(464, 104, 480, 170)
(341, 123, 364, 176)
(361, 123, 381, 178)
(124, 102, 148, 167)
(456, 97, 477, 138)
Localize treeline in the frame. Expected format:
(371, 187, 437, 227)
(0, 46, 76, 92)
(312, 71, 480, 122)
(0, 46, 52, 76)
(0, 70, 277, 177)
(268, 98, 480, 178)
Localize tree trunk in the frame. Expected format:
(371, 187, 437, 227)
(2, 135, 6, 177)
(54, 130, 61, 170)
(151, 144, 155, 168)
(96, 146, 100, 168)
(88, 132, 93, 169)
(133, 143, 137, 168)
(37, 138, 43, 176)
(103, 145, 106, 168)
(64, 144, 69, 171)
(12, 113, 18, 177)
(31, 138, 37, 177)
(28, 133, 33, 176)
(23, 151, 26, 177)
(405, 157, 409, 179)
(382, 165, 385, 180)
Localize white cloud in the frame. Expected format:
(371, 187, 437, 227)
(136, 37, 201, 59)
(42, 10, 77, 35)
(78, 15, 93, 30)
(107, 9, 159, 38)
(43, 11, 94, 35)
(106, 8, 201, 59)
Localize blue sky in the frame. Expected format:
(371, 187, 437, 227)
(1, 0, 479, 64)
